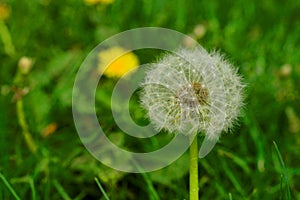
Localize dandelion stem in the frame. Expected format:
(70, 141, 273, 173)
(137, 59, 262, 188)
(189, 135, 199, 200)
(16, 99, 37, 153)
(14, 57, 37, 153)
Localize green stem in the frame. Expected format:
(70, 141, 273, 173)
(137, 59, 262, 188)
(0, 20, 15, 56)
(189, 135, 199, 200)
(16, 100, 37, 153)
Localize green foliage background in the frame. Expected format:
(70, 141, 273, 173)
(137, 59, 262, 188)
(0, 0, 300, 199)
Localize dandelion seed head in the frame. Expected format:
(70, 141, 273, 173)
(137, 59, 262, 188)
(140, 47, 244, 140)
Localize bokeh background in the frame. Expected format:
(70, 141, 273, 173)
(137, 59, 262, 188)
(1, 0, 300, 199)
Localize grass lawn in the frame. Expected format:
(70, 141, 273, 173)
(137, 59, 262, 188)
(0, 0, 300, 199)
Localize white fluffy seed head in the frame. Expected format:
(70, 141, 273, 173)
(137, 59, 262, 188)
(140, 47, 245, 140)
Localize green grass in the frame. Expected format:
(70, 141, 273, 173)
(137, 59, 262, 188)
(0, 173, 21, 200)
(1, 0, 300, 199)
(273, 141, 291, 199)
(95, 177, 110, 200)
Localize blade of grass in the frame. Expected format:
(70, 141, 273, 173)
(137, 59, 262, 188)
(131, 160, 160, 200)
(200, 160, 227, 197)
(140, 172, 160, 200)
(11, 175, 36, 200)
(73, 191, 87, 200)
(0, 20, 15, 56)
(280, 174, 283, 200)
(287, 168, 300, 176)
(244, 115, 265, 172)
(53, 179, 72, 200)
(0, 173, 21, 200)
(28, 177, 36, 200)
(44, 176, 51, 200)
(218, 149, 251, 175)
(228, 192, 233, 200)
(273, 141, 291, 199)
(94, 177, 110, 200)
(219, 157, 245, 196)
(214, 182, 227, 197)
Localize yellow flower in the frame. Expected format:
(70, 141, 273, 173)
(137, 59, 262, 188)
(98, 47, 139, 78)
(84, 0, 114, 6)
(0, 3, 11, 21)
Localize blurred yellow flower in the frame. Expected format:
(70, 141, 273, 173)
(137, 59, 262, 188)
(0, 3, 11, 21)
(84, 0, 114, 6)
(98, 47, 139, 78)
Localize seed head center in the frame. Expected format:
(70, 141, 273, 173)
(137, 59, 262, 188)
(176, 82, 209, 109)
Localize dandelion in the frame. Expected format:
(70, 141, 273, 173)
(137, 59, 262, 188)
(141, 47, 244, 139)
(140, 47, 244, 200)
(98, 46, 139, 78)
